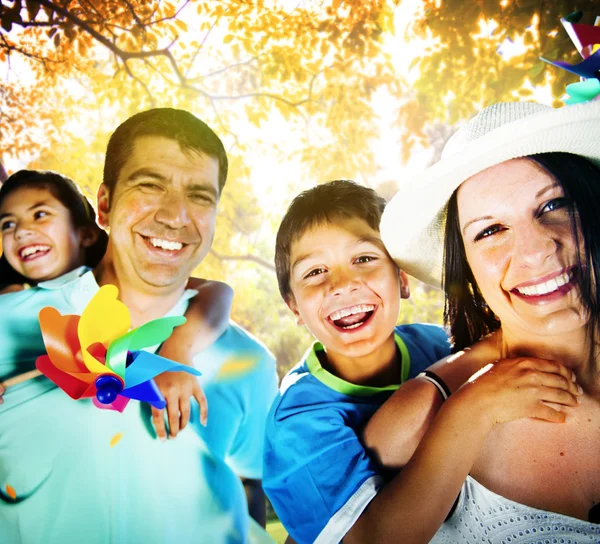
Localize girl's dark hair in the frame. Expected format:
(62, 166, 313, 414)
(0, 170, 108, 285)
(443, 152, 600, 352)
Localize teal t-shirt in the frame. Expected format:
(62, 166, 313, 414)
(0, 268, 278, 544)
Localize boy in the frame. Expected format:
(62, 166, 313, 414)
(263, 180, 451, 544)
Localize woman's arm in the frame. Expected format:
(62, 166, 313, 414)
(345, 356, 581, 543)
(152, 279, 234, 441)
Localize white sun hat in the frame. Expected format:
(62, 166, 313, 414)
(380, 99, 600, 288)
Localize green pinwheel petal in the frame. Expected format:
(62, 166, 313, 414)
(106, 316, 187, 379)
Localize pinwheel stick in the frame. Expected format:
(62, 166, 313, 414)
(1, 369, 43, 388)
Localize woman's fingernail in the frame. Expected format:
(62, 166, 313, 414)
(578, 385, 583, 394)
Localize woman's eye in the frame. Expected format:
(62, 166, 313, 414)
(355, 255, 376, 264)
(474, 224, 502, 241)
(33, 210, 49, 220)
(539, 197, 569, 215)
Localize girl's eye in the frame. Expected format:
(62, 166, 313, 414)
(304, 268, 326, 279)
(33, 210, 49, 220)
(0, 220, 15, 231)
(539, 197, 569, 216)
(474, 224, 503, 242)
(355, 255, 376, 264)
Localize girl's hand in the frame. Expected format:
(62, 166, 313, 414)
(456, 357, 582, 428)
(151, 370, 208, 441)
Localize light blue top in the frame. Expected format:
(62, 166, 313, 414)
(263, 324, 451, 544)
(0, 267, 278, 544)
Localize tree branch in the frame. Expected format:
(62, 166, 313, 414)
(210, 249, 275, 271)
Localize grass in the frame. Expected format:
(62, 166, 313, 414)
(266, 519, 289, 543)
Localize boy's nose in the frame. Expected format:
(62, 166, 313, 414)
(14, 226, 34, 241)
(330, 272, 361, 296)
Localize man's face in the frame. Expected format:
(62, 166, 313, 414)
(98, 135, 220, 293)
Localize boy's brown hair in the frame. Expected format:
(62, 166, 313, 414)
(275, 179, 387, 302)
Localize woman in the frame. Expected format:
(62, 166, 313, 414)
(377, 99, 600, 541)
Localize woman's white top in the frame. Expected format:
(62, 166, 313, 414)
(431, 476, 600, 544)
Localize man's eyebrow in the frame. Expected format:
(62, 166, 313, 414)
(0, 201, 51, 221)
(126, 168, 169, 183)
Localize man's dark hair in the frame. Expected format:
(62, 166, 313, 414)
(275, 179, 387, 302)
(103, 108, 228, 201)
(443, 152, 600, 352)
(0, 169, 108, 285)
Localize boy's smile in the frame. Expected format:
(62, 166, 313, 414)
(287, 216, 409, 370)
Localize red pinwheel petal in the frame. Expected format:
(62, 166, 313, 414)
(36, 355, 97, 400)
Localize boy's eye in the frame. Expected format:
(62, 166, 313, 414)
(0, 220, 15, 231)
(304, 268, 326, 279)
(355, 255, 376, 264)
(33, 210, 49, 220)
(474, 224, 503, 242)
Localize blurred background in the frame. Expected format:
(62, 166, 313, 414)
(2, 0, 596, 380)
(2, 1, 597, 540)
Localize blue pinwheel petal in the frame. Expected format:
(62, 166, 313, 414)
(121, 379, 166, 409)
(124, 350, 201, 389)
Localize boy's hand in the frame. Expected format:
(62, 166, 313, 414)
(151, 372, 208, 441)
(456, 357, 582, 428)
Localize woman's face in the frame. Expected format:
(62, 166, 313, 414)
(0, 185, 88, 282)
(457, 158, 586, 337)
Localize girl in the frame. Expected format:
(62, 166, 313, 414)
(0, 169, 233, 438)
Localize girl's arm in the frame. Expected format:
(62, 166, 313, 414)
(345, 356, 581, 543)
(152, 279, 234, 441)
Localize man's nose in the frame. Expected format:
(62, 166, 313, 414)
(154, 191, 190, 229)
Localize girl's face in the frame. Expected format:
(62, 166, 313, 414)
(0, 186, 90, 283)
(457, 158, 586, 338)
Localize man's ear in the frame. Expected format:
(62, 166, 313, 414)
(285, 296, 305, 326)
(399, 269, 410, 299)
(96, 184, 111, 228)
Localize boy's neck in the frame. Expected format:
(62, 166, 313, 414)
(321, 333, 400, 387)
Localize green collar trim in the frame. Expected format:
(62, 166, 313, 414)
(305, 332, 411, 397)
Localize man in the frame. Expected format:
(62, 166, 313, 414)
(0, 109, 277, 543)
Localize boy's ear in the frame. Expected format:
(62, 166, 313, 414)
(399, 270, 410, 299)
(96, 184, 111, 228)
(79, 226, 100, 248)
(285, 296, 305, 326)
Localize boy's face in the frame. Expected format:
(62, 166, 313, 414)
(287, 216, 409, 361)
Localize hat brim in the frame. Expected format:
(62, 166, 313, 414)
(381, 100, 600, 288)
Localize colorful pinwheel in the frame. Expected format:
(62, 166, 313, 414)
(541, 12, 600, 104)
(35, 284, 201, 412)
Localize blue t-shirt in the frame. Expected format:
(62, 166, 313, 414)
(0, 267, 278, 544)
(263, 324, 450, 544)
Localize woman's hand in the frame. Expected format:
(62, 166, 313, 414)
(455, 357, 582, 428)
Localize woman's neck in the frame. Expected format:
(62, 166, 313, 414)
(501, 326, 600, 394)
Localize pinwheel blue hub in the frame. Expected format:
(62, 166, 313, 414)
(95, 375, 124, 404)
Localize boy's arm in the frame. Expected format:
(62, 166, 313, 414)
(152, 279, 234, 441)
(362, 330, 501, 469)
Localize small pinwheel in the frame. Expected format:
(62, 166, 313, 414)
(541, 12, 600, 104)
(35, 284, 201, 412)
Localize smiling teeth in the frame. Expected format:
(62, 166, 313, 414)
(20, 245, 50, 258)
(516, 271, 572, 296)
(150, 238, 182, 251)
(329, 304, 375, 321)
